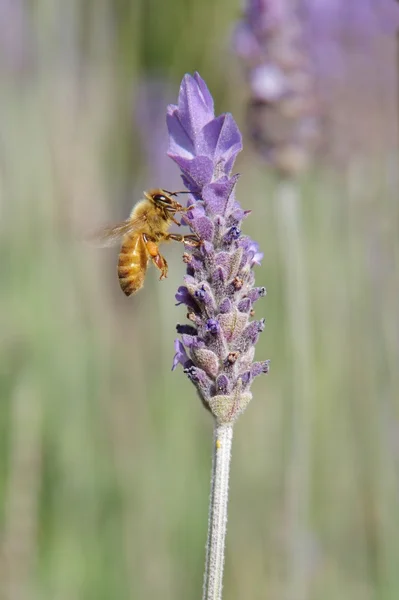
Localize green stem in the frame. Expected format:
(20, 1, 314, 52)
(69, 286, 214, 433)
(275, 179, 312, 600)
(202, 422, 234, 600)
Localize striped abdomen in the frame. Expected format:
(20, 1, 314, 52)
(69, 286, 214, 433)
(118, 234, 148, 296)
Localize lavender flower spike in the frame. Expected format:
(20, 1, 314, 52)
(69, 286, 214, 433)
(233, 0, 320, 176)
(168, 73, 269, 425)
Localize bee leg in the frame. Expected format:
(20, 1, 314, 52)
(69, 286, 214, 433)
(169, 214, 182, 227)
(166, 233, 202, 247)
(142, 234, 168, 280)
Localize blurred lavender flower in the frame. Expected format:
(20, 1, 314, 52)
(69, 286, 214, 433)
(168, 73, 269, 425)
(303, 0, 399, 163)
(0, 0, 34, 75)
(304, 0, 399, 42)
(233, 0, 320, 176)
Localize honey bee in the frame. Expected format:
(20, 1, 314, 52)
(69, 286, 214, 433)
(93, 189, 200, 296)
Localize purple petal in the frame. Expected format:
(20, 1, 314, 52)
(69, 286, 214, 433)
(211, 266, 226, 285)
(184, 365, 213, 403)
(191, 216, 214, 242)
(214, 114, 243, 175)
(202, 175, 240, 217)
(240, 370, 252, 387)
(181, 334, 204, 349)
(251, 360, 270, 378)
(181, 73, 215, 130)
(196, 114, 243, 170)
(172, 339, 189, 370)
(175, 285, 199, 310)
(185, 202, 206, 221)
(168, 155, 214, 189)
(228, 207, 247, 225)
(247, 287, 267, 302)
(219, 298, 232, 313)
(206, 319, 220, 335)
(216, 373, 230, 393)
(193, 72, 215, 115)
(223, 225, 241, 244)
(167, 111, 195, 159)
(200, 241, 215, 258)
(238, 237, 264, 266)
(194, 285, 217, 311)
(214, 252, 231, 271)
(252, 250, 264, 266)
(241, 319, 265, 349)
(238, 298, 252, 313)
(168, 73, 215, 149)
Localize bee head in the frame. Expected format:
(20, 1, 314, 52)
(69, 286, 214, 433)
(146, 189, 184, 213)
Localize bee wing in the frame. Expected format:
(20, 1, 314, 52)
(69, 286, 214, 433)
(88, 215, 147, 248)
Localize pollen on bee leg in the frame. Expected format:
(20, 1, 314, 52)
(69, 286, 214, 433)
(216, 439, 222, 450)
(142, 234, 168, 279)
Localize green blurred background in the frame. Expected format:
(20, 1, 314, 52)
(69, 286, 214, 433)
(1, 1, 399, 599)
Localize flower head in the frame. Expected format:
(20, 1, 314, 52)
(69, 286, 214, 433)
(168, 73, 269, 424)
(233, 0, 320, 176)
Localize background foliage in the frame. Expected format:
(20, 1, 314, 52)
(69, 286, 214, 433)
(0, 1, 398, 599)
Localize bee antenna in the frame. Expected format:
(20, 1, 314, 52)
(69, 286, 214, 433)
(164, 189, 191, 196)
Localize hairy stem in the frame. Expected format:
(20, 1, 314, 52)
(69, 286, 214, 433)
(202, 422, 234, 600)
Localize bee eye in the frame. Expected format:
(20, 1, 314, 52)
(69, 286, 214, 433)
(154, 193, 172, 205)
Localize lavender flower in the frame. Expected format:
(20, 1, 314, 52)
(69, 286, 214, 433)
(0, 0, 34, 75)
(233, 0, 320, 176)
(168, 73, 269, 425)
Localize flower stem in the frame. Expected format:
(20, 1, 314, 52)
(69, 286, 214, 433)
(202, 422, 234, 600)
(274, 178, 312, 600)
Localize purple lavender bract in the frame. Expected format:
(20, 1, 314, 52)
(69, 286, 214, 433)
(168, 73, 269, 424)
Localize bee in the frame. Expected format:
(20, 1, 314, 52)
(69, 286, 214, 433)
(93, 189, 200, 296)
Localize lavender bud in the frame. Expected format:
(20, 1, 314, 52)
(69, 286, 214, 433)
(240, 371, 251, 387)
(247, 286, 267, 302)
(219, 298, 232, 314)
(223, 225, 241, 244)
(206, 319, 220, 335)
(172, 340, 191, 371)
(183, 365, 213, 406)
(194, 287, 206, 301)
(237, 298, 252, 313)
(216, 373, 230, 394)
(251, 360, 270, 377)
(241, 319, 266, 350)
(169, 73, 269, 424)
(175, 285, 199, 310)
